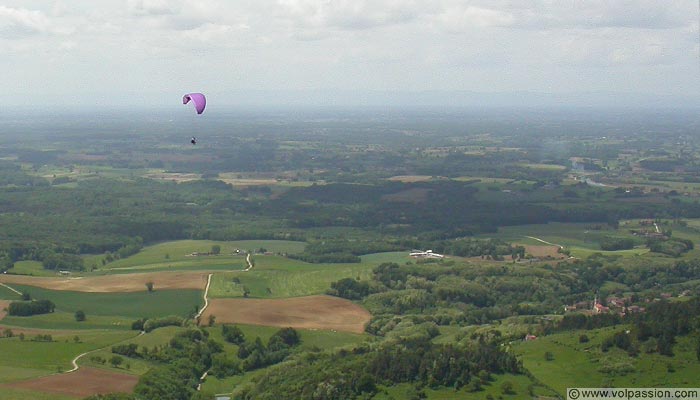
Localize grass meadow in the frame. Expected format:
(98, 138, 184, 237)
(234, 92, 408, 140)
(351, 373, 543, 400)
(81, 326, 188, 375)
(513, 327, 700, 395)
(92, 240, 305, 271)
(2, 312, 136, 331)
(0, 284, 21, 300)
(0, 330, 137, 379)
(483, 222, 653, 258)
(0, 387, 77, 400)
(208, 259, 374, 299)
(7, 285, 203, 318)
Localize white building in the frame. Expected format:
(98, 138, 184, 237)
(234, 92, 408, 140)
(409, 250, 445, 259)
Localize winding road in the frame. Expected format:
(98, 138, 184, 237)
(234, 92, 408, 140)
(243, 253, 253, 271)
(194, 273, 213, 320)
(67, 331, 144, 373)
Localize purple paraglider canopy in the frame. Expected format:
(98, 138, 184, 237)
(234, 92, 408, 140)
(183, 93, 206, 114)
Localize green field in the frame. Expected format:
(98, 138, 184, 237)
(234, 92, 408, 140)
(8, 285, 203, 318)
(2, 312, 136, 331)
(0, 387, 77, 400)
(360, 251, 410, 264)
(5, 261, 54, 277)
(208, 260, 374, 298)
(374, 373, 544, 400)
(0, 330, 137, 379)
(0, 284, 21, 300)
(81, 326, 188, 375)
(95, 240, 306, 271)
(483, 222, 652, 258)
(514, 328, 700, 395)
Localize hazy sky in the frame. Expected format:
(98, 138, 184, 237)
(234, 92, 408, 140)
(2, 0, 700, 107)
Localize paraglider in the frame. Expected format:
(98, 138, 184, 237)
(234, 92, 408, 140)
(183, 93, 206, 114)
(183, 93, 206, 144)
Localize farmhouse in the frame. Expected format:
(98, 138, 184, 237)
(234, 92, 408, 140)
(409, 250, 444, 259)
(593, 303, 609, 313)
(607, 297, 626, 308)
(626, 305, 646, 314)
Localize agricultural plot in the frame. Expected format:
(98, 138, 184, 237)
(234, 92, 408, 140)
(360, 251, 410, 264)
(0, 270, 208, 292)
(5, 367, 138, 398)
(201, 295, 371, 333)
(0, 387, 76, 400)
(96, 240, 306, 271)
(484, 222, 651, 258)
(5, 261, 53, 277)
(0, 330, 137, 380)
(209, 256, 374, 299)
(0, 285, 21, 300)
(5, 285, 203, 318)
(82, 326, 188, 375)
(1, 312, 135, 331)
(0, 300, 10, 320)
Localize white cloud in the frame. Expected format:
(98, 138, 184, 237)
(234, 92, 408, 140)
(276, 0, 427, 31)
(1, 0, 699, 105)
(127, 0, 175, 16)
(181, 22, 234, 41)
(437, 5, 515, 32)
(0, 5, 52, 37)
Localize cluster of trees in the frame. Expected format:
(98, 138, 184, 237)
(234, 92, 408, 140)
(221, 324, 245, 344)
(630, 298, 700, 357)
(599, 236, 635, 251)
(235, 335, 521, 400)
(211, 326, 301, 379)
(41, 251, 84, 271)
(235, 327, 301, 372)
(102, 237, 143, 265)
(328, 262, 574, 334)
(120, 329, 223, 400)
(327, 278, 371, 300)
(559, 298, 700, 358)
(8, 299, 55, 316)
(288, 238, 414, 263)
(569, 256, 700, 293)
(429, 238, 522, 259)
(558, 313, 623, 331)
(112, 343, 139, 358)
(131, 316, 184, 332)
(647, 237, 693, 257)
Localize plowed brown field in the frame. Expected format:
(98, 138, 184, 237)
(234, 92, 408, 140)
(0, 300, 10, 321)
(202, 295, 370, 334)
(5, 367, 138, 398)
